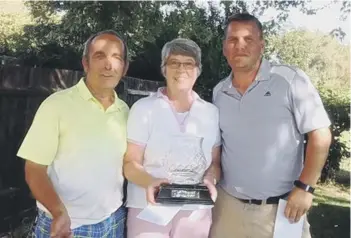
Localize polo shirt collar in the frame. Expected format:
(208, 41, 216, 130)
(76, 78, 122, 111)
(255, 58, 271, 82)
(77, 78, 94, 101)
(77, 78, 119, 101)
(156, 87, 205, 104)
(222, 58, 271, 93)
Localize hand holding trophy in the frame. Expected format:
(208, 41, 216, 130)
(146, 178, 170, 205)
(153, 136, 215, 205)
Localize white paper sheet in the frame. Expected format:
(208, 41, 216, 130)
(182, 204, 213, 210)
(136, 204, 182, 226)
(273, 199, 305, 238)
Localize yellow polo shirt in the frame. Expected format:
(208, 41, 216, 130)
(17, 78, 129, 228)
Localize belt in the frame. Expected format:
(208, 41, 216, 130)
(237, 192, 290, 205)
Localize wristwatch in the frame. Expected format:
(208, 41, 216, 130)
(294, 180, 315, 194)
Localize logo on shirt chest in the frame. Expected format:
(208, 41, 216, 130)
(264, 91, 271, 96)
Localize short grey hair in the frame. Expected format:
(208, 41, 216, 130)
(82, 30, 128, 63)
(161, 38, 202, 76)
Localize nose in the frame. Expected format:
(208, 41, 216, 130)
(235, 38, 247, 51)
(104, 58, 112, 70)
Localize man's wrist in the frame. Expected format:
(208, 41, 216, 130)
(51, 204, 67, 218)
(294, 180, 315, 194)
(145, 176, 156, 188)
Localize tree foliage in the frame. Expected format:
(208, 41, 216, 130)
(266, 30, 350, 90)
(5, 1, 312, 79)
(0, 12, 33, 55)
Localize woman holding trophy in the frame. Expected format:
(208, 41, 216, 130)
(123, 38, 221, 238)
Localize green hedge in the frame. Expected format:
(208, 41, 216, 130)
(318, 88, 350, 182)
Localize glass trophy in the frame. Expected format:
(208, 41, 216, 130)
(155, 136, 213, 205)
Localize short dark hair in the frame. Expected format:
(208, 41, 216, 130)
(83, 30, 128, 63)
(224, 13, 263, 39)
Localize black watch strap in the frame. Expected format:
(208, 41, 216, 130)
(294, 180, 315, 194)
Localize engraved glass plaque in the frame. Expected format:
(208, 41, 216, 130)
(155, 136, 213, 205)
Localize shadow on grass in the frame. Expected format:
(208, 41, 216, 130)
(314, 193, 350, 205)
(308, 203, 350, 238)
(335, 168, 350, 189)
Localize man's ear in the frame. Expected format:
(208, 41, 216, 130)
(82, 57, 89, 73)
(122, 61, 129, 76)
(260, 39, 265, 55)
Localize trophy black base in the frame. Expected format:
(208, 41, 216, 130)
(155, 184, 214, 205)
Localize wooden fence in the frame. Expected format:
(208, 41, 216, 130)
(0, 64, 164, 233)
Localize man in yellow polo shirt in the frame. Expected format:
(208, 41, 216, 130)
(17, 30, 129, 238)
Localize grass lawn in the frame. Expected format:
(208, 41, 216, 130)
(308, 157, 350, 238)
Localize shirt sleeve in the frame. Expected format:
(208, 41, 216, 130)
(289, 69, 331, 134)
(212, 82, 222, 105)
(17, 96, 60, 165)
(127, 99, 151, 146)
(213, 106, 222, 147)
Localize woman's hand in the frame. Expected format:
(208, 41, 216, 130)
(146, 178, 169, 205)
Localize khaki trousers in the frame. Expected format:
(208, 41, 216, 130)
(209, 187, 312, 238)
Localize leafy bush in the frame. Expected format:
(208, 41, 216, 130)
(318, 87, 350, 182)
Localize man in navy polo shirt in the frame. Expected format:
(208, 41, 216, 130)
(210, 13, 332, 238)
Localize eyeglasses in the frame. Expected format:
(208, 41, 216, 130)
(166, 61, 197, 70)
